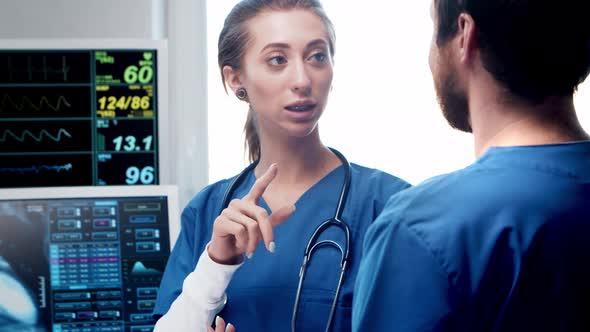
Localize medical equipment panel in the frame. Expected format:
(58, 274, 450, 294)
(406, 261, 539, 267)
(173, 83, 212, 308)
(0, 188, 175, 332)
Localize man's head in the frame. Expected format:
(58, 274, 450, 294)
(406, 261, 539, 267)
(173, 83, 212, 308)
(429, 0, 590, 132)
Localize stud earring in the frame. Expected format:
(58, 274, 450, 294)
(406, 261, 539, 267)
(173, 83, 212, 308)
(236, 88, 248, 100)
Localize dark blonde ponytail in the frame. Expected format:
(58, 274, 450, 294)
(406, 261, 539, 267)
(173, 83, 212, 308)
(243, 108, 260, 162)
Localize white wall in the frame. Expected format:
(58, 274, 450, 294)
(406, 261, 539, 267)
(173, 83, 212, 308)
(575, 82, 590, 132)
(167, 0, 209, 208)
(0, 0, 153, 38)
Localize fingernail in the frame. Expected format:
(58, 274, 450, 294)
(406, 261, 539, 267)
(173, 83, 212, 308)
(226, 323, 233, 332)
(215, 316, 221, 327)
(269, 241, 276, 253)
(247, 252, 253, 259)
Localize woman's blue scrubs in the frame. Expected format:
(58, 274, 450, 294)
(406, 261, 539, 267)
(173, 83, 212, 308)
(153, 163, 409, 331)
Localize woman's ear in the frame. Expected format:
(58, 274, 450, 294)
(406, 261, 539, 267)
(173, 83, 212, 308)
(222, 65, 243, 95)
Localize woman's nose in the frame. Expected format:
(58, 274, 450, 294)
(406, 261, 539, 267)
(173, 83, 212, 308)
(290, 61, 311, 95)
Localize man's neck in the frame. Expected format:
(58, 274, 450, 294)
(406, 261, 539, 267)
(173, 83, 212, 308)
(469, 86, 589, 157)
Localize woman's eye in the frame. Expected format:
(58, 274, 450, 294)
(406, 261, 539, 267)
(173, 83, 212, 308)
(268, 56, 287, 66)
(310, 52, 327, 63)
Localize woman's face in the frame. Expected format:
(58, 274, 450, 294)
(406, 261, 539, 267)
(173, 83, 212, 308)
(236, 9, 334, 139)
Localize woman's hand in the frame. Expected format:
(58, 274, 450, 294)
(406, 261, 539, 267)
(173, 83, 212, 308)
(208, 164, 295, 264)
(208, 316, 235, 332)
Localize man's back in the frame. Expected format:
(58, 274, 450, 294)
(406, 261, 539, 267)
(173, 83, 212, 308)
(353, 142, 590, 331)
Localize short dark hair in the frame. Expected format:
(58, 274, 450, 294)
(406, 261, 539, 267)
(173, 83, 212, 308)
(435, 0, 590, 104)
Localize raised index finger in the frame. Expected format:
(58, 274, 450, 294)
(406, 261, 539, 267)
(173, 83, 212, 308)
(243, 163, 278, 204)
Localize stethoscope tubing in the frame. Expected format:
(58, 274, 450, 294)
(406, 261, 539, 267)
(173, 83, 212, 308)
(219, 147, 352, 332)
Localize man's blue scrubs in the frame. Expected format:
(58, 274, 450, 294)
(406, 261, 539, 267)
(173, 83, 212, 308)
(353, 142, 590, 332)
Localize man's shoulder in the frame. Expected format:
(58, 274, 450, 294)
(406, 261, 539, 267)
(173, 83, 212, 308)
(383, 161, 564, 222)
(375, 163, 556, 247)
(382, 165, 496, 215)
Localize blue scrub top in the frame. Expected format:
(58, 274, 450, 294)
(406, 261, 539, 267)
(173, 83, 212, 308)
(154, 162, 410, 331)
(353, 142, 590, 332)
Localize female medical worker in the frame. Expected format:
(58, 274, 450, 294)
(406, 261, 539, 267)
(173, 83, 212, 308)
(153, 0, 410, 331)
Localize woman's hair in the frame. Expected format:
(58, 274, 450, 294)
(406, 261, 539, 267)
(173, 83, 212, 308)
(218, 0, 335, 162)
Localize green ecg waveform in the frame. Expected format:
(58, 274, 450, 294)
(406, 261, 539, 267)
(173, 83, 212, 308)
(6, 55, 70, 81)
(0, 128, 72, 143)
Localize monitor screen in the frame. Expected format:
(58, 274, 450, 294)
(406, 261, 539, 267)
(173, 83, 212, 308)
(0, 185, 179, 332)
(0, 41, 168, 188)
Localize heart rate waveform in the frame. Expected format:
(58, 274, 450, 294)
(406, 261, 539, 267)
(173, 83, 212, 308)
(0, 128, 72, 143)
(0, 52, 90, 84)
(8, 55, 70, 82)
(0, 154, 92, 187)
(0, 163, 72, 174)
(0, 86, 91, 118)
(0, 121, 91, 153)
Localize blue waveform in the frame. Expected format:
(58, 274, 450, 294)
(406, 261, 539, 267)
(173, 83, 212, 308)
(0, 94, 71, 112)
(131, 261, 162, 275)
(0, 163, 72, 174)
(0, 128, 72, 143)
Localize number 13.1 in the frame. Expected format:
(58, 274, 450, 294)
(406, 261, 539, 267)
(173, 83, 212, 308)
(112, 135, 153, 151)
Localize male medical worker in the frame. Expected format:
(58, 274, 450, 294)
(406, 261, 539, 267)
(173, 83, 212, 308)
(353, 0, 590, 331)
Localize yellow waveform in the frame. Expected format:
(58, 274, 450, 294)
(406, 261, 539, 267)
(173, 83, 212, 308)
(0, 95, 72, 113)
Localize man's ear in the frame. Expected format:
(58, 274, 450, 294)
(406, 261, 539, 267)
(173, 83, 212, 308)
(457, 12, 477, 64)
(222, 65, 243, 95)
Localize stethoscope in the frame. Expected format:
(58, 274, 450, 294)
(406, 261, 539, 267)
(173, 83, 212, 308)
(219, 147, 352, 332)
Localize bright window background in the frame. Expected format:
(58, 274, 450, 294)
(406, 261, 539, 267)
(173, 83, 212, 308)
(207, 1, 590, 185)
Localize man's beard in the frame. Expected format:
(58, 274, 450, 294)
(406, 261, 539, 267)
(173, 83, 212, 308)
(434, 60, 472, 133)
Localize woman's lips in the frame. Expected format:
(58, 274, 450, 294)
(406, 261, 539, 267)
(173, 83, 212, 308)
(284, 102, 317, 120)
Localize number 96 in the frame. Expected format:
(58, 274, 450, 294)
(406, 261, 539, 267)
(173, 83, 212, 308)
(125, 166, 155, 184)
